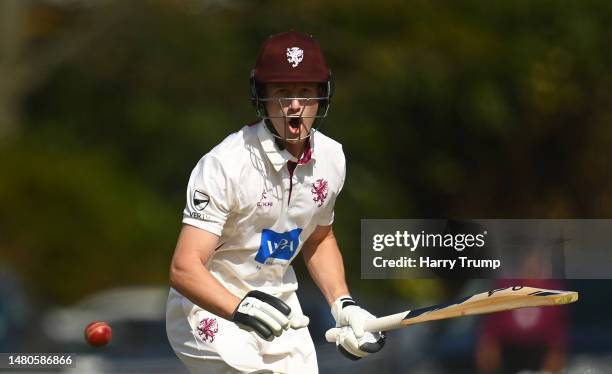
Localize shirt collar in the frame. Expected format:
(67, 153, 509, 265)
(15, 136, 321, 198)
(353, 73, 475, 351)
(256, 121, 316, 172)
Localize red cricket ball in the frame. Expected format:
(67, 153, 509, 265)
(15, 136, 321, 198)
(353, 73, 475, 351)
(84, 321, 112, 347)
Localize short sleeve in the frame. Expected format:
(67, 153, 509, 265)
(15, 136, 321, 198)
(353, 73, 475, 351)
(317, 147, 346, 226)
(182, 154, 232, 236)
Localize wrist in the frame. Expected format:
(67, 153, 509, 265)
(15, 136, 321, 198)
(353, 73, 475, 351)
(224, 297, 242, 319)
(331, 295, 356, 321)
(331, 295, 352, 304)
(326, 286, 351, 305)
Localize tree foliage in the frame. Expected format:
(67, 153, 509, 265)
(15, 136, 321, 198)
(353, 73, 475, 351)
(2, 0, 611, 302)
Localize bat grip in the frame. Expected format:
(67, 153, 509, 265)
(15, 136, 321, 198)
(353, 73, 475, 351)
(325, 327, 341, 343)
(324, 312, 406, 343)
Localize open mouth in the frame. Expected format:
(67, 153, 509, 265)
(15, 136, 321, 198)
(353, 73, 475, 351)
(288, 117, 301, 129)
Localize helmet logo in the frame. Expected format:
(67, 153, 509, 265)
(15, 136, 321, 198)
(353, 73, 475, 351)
(286, 47, 304, 68)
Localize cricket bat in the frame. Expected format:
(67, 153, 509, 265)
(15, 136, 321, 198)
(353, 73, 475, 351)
(325, 286, 578, 342)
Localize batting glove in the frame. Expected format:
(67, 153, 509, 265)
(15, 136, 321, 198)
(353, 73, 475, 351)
(331, 295, 386, 360)
(232, 290, 309, 340)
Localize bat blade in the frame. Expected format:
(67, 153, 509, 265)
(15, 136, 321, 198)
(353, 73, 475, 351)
(397, 286, 577, 327)
(325, 286, 578, 343)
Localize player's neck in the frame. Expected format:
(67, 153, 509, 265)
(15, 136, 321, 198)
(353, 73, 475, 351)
(283, 140, 306, 159)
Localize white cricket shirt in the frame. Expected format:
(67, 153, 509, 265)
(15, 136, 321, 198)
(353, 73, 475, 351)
(181, 120, 345, 297)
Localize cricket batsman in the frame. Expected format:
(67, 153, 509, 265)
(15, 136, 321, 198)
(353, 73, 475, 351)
(165, 30, 385, 373)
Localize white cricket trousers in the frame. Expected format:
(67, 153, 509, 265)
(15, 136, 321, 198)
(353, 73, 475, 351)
(166, 288, 318, 373)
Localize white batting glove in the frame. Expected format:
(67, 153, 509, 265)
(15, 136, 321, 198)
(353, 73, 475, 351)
(331, 296, 386, 360)
(288, 311, 310, 329)
(232, 290, 309, 340)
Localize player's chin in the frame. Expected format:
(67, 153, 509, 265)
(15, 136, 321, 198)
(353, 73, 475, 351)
(284, 135, 309, 143)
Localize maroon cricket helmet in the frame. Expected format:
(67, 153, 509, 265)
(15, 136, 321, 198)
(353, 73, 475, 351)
(250, 31, 334, 141)
(253, 30, 330, 84)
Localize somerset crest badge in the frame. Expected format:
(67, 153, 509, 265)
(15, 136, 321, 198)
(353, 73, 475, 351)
(311, 179, 328, 207)
(286, 47, 304, 68)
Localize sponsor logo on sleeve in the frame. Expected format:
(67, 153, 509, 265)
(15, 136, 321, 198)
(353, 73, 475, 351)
(256, 228, 303, 264)
(189, 211, 216, 222)
(189, 190, 216, 222)
(193, 190, 210, 211)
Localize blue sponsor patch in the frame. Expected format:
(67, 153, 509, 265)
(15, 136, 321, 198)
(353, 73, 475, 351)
(255, 228, 303, 264)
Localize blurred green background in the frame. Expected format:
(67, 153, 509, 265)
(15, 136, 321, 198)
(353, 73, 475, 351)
(1, 1, 611, 369)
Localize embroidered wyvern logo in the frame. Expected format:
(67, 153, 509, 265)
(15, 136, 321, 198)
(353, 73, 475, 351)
(197, 317, 219, 343)
(286, 47, 304, 68)
(312, 179, 328, 207)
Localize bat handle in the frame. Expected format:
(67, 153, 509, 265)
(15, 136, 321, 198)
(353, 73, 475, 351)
(325, 312, 406, 343)
(325, 327, 340, 343)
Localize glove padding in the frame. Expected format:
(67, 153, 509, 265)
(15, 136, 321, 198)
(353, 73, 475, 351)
(331, 296, 386, 360)
(232, 290, 309, 340)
